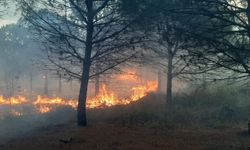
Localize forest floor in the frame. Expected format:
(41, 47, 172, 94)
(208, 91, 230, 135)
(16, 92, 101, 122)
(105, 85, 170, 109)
(1, 122, 250, 150)
(1, 94, 250, 150)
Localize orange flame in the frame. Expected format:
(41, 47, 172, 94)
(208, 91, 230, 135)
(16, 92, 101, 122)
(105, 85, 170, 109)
(0, 70, 158, 117)
(87, 84, 118, 108)
(131, 81, 158, 101)
(87, 81, 158, 108)
(33, 96, 77, 113)
(0, 96, 28, 105)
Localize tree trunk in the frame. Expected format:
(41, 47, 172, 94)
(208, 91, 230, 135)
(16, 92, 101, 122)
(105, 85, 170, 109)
(30, 71, 33, 99)
(58, 74, 62, 96)
(44, 71, 48, 96)
(166, 49, 173, 107)
(77, 0, 94, 127)
(11, 75, 14, 97)
(95, 74, 100, 96)
(77, 62, 91, 126)
(157, 70, 162, 93)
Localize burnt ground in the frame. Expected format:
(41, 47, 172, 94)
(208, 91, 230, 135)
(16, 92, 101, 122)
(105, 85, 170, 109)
(1, 123, 250, 150)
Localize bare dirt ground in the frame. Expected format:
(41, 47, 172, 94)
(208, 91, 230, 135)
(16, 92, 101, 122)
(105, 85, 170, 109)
(1, 122, 250, 150)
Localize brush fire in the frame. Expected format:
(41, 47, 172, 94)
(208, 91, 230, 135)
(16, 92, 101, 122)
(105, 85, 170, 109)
(0, 70, 158, 119)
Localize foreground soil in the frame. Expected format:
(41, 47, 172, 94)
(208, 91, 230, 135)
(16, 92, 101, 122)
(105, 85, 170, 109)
(1, 123, 250, 150)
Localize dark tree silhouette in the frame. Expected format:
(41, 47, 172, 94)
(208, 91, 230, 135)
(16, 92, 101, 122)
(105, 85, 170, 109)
(120, 0, 211, 106)
(175, 0, 250, 82)
(19, 0, 143, 126)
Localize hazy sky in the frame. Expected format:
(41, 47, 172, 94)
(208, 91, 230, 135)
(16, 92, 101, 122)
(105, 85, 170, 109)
(0, 3, 19, 27)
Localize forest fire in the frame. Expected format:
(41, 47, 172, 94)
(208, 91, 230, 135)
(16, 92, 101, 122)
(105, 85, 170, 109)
(0, 96, 28, 105)
(131, 81, 158, 101)
(0, 80, 158, 118)
(87, 84, 118, 108)
(87, 81, 157, 108)
(33, 96, 77, 113)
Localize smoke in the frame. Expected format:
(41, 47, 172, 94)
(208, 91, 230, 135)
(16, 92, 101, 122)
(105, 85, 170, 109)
(0, 107, 76, 145)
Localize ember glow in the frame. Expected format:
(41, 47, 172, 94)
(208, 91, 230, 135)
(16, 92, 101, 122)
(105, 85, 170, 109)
(10, 110, 23, 117)
(0, 96, 28, 105)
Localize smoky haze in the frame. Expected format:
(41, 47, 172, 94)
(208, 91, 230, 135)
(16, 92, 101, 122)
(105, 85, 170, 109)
(0, 22, 75, 144)
(0, 21, 167, 144)
(1, 1, 250, 149)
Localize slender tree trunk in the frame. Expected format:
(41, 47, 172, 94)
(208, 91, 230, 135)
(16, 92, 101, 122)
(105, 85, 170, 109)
(70, 80, 73, 98)
(95, 74, 100, 96)
(157, 70, 162, 93)
(11, 75, 14, 97)
(58, 74, 62, 97)
(30, 71, 33, 99)
(166, 49, 173, 107)
(77, 0, 94, 126)
(77, 62, 91, 126)
(44, 71, 48, 96)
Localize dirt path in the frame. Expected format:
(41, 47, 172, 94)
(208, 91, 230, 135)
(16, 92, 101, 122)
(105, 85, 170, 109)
(1, 123, 250, 150)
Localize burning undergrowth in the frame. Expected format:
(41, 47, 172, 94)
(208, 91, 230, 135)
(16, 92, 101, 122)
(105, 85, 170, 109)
(0, 82, 157, 119)
(0, 69, 158, 144)
(0, 69, 158, 119)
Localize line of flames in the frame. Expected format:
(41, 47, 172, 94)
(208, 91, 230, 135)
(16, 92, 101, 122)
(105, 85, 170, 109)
(0, 81, 157, 117)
